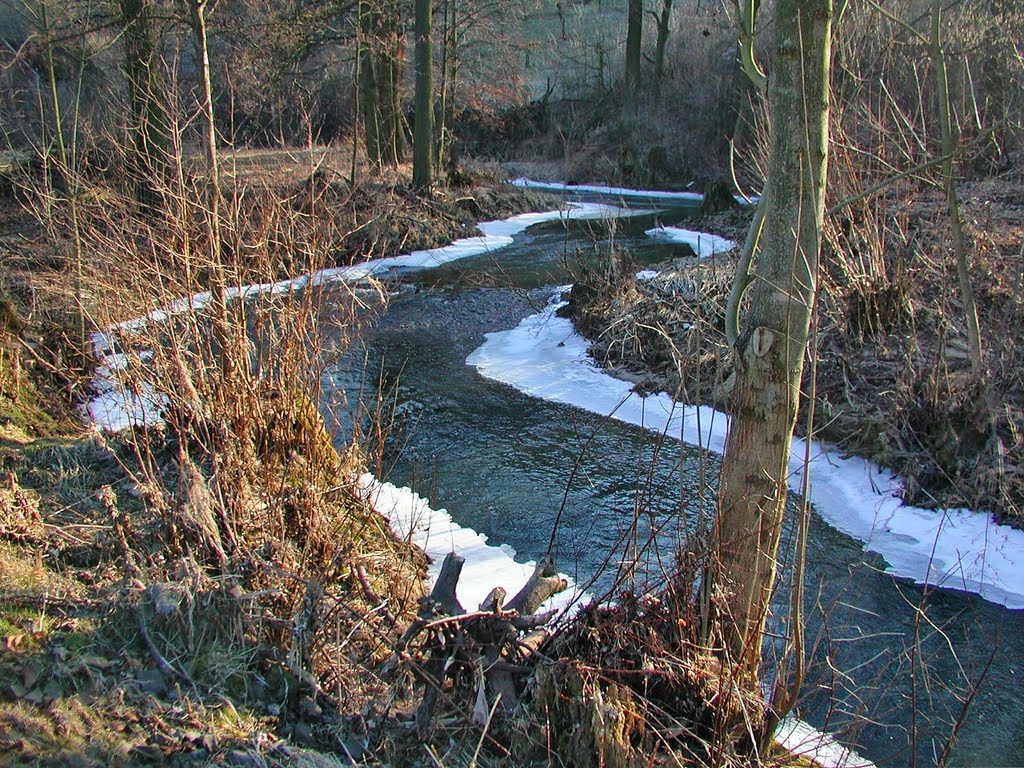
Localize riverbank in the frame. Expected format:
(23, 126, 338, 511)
(554, 171, 1024, 530)
(0, 157, 569, 764)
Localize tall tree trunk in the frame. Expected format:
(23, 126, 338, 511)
(121, 0, 168, 206)
(652, 0, 673, 101)
(932, 0, 983, 375)
(186, 0, 232, 380)
(412, 0, 433, 192)
(707, 0, 832, 697)
(624, 0, 642, 114)
(436, 0, 455, 176)
(37, 1, 86, 352)
(358, 0, 382, 165)
(384, 4, 405, 166)
(359, 0, 404, 169)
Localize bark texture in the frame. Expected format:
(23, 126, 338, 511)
(624, 0, 642, 113)
(121, 0, 168, 206)
(653, 0, 673, 99)
(412, 0, 434, 191)
(708, 0, 832, 687)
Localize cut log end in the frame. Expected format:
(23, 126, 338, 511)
(506, 555, 569, 616)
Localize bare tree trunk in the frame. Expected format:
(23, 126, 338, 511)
(358, 0, 382, 166)
(412, 0, 434, 192)
(121, 0, 168, 207)
(185, 0, 232, 380)
(932, 0, 983, 375)
(707, 0, 832, 697)
(359, 0, 405, 169)
(624, 0, 642, 114)
(38, 1, 86, 353)
(653, 0, 673, 101)
(436, 0, 457, 177)
(385, 7, 405, 166)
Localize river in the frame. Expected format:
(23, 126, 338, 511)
(322, 193, 1023, 768)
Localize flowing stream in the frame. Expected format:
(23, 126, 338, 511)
(322, 196, 1024, 768)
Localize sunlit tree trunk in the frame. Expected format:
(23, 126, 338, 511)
(707, 0, 832, 693)
(120, 0, 168, 207)
(412, 0, 433, 192)
(185, 0, 232, 380)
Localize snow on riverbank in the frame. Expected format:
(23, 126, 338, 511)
(359, 475, 585, 615)
(86, 202, 649, 429)
(84, 204, 639, 605)
(512, 177, 705, 202)
(467, 290, 1024, 611)
(512, 177, 759, 206)
(81, 200, 869, 768)
(645, 226, 738, 257)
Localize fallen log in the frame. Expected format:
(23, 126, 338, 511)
(506, 556, 568, 615)
(403, 550, 570, 730)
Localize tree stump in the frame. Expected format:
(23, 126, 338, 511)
(400, 551, 570, 731)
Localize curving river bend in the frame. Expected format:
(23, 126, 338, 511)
(324, 195, 1024, 768)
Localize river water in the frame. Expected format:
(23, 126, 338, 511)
(323, 198, 1023, 767)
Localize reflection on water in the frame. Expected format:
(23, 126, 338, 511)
(322, 208, 1024, 768)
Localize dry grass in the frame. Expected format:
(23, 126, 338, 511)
(0, 126, 570, 762)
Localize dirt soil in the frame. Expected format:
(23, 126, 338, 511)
(568, 168, 1024, 528)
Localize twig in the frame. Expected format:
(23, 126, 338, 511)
(354, 563, 397, 625)
(136, 604, 194, 684)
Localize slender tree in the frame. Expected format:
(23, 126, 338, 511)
(120, 0, 168, 206)
(706, 0, 833, 705)
(184, 0, 232, 380)
(412, 0, 433, 192)
(652, 0, 673, 100)
(624, 0, 642, 113)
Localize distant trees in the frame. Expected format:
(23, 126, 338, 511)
(359, 0, 405, 168)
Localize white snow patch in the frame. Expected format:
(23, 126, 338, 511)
(644, 226, 738, 257)
(775, 717, 874, 768)
(511, 177, 759, 206)
(358, 474, 586, 615)
(512, 177, 704, 201)
(467, 291, 1024, 611)
(635, 269, 660, 281)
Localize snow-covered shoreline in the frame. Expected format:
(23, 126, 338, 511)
(358, 474, 585, 615)
(85, 202, 648, 430)
(467, 290, 1024, 611)
(511, 176, 759, 206)
(645, 225, 738, 257)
